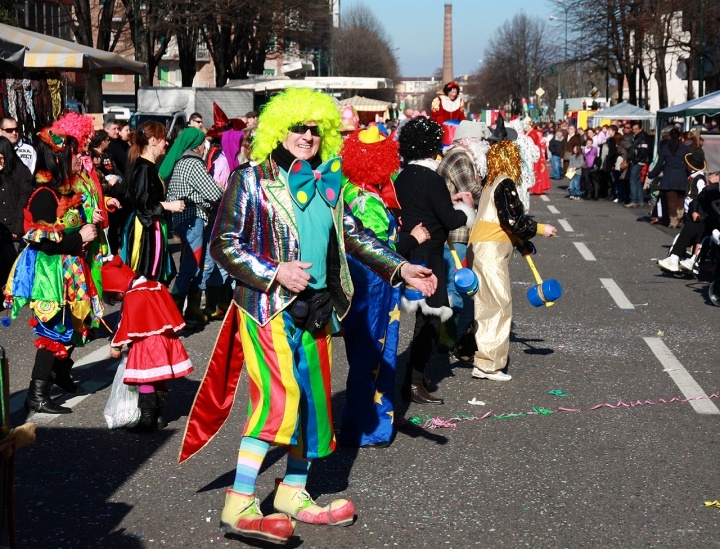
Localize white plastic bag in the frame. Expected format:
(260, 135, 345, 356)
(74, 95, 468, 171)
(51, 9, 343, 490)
(103, 354, 140, 429)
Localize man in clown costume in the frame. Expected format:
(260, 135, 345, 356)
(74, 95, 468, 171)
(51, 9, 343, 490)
(178, 88, 437, 546)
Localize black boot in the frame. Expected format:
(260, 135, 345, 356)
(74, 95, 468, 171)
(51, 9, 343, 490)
(50, 358, 81, 394)
(127, 392, 158, 433)
(155, 390, 169, 429)
(185, 285, 208, 325)
(24, 379, 72, 415)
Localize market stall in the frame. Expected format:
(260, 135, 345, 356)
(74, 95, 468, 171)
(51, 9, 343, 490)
(0, 22, 146, 139)
(338, 95, 391, 125)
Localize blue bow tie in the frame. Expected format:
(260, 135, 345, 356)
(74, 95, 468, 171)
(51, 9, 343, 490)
(287, 157, 342, 210)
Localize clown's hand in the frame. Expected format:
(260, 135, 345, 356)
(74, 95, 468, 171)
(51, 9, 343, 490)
(276, 261, 312, 294)
(400, 263, 437, 296)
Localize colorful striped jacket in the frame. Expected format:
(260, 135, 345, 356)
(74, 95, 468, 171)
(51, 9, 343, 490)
(210, 158, 406, 326)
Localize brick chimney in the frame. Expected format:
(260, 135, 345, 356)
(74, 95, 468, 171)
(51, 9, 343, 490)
(442, 4, 453, 84)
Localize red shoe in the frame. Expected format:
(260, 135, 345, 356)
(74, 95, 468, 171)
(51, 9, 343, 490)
(219, 489, 295, 545)
(274, 480, 355, 526)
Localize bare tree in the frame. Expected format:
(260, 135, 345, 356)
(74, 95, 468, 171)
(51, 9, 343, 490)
(194, 0, 329, 87)
(332, 4, 400, 101)
(61, 0, 119, 111)
(465, 13, 554, 115)
(118, 0, 171, 89)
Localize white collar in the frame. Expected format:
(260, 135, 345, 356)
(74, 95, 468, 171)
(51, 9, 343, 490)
(409, 158, 440, 171)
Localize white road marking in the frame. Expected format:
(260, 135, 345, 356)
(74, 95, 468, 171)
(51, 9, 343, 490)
(600, 278, 635, 309)
(10, 345, 119, 416)
(540, 195, 550, 202)
(28, 381, 110, 424)
(643, 337, 720, 415)
(547, 205, 560, 214)
(74, 345, 113, 369)
(573, 242, 596, 261)
(557, 219, 574, 232)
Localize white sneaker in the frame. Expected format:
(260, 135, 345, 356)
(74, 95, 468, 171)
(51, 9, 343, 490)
(713, 229, 720, 246)
(613, 198, 619, 203)
(472, 367, 512, 381)
(679, 257, 696, 272)
(657, 256, 679, 272)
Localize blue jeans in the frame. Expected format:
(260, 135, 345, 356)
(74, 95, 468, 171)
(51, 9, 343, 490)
(551, 155, 562, 179)
(443, 242, 473, 337)
(569, 173, 582, 197)
(200, 240, 228, 291)
(629, 164, 644, 204)
(172, 217, 208, 298)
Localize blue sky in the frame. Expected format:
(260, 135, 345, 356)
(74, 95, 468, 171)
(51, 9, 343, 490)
(341, 0, 557, 77)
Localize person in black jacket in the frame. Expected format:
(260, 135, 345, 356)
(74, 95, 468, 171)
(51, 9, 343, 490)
(548, 129, 564, 180)
(626, 122, 651, 207)
(647, 128, 690, 227)
(0, 136, 33, 289)
(394, 117, 475, 405)
(599, 125, 619, 200)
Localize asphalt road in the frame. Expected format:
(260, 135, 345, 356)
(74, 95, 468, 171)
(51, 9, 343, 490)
(1, 181, 719, 549)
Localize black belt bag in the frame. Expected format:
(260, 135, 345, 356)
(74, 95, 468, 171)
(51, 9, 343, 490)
(288, 289, 333, 333)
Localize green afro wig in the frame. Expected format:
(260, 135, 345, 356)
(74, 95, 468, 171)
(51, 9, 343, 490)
(252, 88, 342, 164)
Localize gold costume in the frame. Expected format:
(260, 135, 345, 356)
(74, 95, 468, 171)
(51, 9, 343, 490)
(468, 175, 515, 372)
(468, 140, 545, 374)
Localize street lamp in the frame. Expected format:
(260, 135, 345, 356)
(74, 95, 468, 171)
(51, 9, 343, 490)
(549, 0, 570, 114)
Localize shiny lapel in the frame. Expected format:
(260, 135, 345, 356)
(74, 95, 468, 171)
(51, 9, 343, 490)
(260, 168, 299, 239)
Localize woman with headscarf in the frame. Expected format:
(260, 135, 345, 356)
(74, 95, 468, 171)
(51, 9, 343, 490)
(4, 129, 102, 414)
(394, 117, 475, 405)
(160, 127, 223, 325)
(121, 121, 185, 285)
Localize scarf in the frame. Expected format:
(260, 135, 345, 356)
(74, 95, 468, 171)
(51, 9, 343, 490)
(271, 144, 322, 173)
(159, 127, 206, 181)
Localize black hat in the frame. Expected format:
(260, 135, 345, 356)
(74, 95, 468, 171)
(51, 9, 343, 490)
(488, 115, 518, 143)
(684, 149, 706, 173)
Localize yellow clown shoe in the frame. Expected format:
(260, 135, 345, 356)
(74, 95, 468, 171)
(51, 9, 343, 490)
(219, 489, 295, 545)
(273, 480, 356, 526)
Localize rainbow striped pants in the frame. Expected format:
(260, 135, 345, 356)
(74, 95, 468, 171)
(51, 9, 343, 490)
(238, 308, 336, 460)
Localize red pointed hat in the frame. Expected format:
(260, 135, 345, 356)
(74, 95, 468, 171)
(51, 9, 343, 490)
(206, 103, 246, 139)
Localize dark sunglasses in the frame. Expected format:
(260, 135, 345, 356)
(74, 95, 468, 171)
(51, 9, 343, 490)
(289, 124, 321, 137)
(2, 127, 18, 133)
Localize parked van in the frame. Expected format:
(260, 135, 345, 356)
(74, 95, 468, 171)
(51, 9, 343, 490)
(103, 105, 131, 122)
(129, 111, 187, 144)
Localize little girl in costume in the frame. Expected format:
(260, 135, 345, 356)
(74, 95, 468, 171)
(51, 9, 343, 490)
(101, 255, 193, 432)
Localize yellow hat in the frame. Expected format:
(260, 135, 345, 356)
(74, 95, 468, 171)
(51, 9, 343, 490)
(358, 125, 385, 144)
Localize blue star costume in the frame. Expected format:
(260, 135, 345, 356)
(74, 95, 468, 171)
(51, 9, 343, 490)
(339, 181, 401, 447)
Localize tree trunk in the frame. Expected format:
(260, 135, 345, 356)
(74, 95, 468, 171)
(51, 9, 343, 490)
(654, 50, 668, 109)
(178, 29, 198, 87)
(86, 74, 104, 112)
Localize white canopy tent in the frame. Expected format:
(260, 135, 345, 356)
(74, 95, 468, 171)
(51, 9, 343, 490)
(0, 22, 146, 75)
(590, 101, 656, 129)
(656, 91, 720, 171)
(656, 89, 720, 129)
